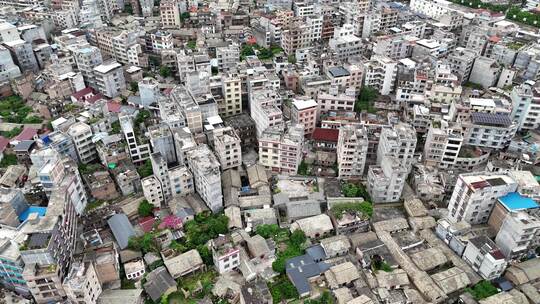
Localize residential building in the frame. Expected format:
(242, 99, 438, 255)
(209, 236, 240, 274)
(119, 114, 151, 164)
(495, 211, 540, 260)
(469, 56, 501, 89)
(290, 98, 317, 136)
(0, 45, 21, 82)
(337, 124, 369, 178)
(3, 39, 38, 73)
(377, 123, 417, 171)
(149, 124, 177, 165)
(92, 60, 126, 98)
(74, 46, 103, 87)
(317, 86, 356, 115)
(160, 0, 181, 27)
(185, 144, 223, 213)
(364, 55, 397, 95)
(250, 89, 283, 138)
(147, 30, 173, 54)
(329, 25, 362, 60)
(258, 124, 304, 174)
(67, 122, 97, 164)
(216, 45, 240, 72)
(209, 126, 242, 170)
(463, 112, 517, 150)
(423, 122, 464, 169)
(367, 155, 408, 203)
(63, 261, 102, 304)
(510, 81, 540, 131)
(462, 236, 507, 280)
(168, 166, 193, 197)
(448, 173, 518, 224)
(142, 176, 164, 208)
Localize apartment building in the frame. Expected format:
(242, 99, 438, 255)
(463, 112, 517, 150)
(409, 0, 454, 19)
(92, 29, 143, 66)
(367, 155, 408, 203)
(142, 175, 164, 207)
(4, 39, 39, 73)
(160, 0, 181, 27)
(151, 152, 172, 202)
(119, 114, 151, 164)
(170, 85, 204, 133)
(210, 126, 242, 170)
(209, 236, 240, 274)
(448, 173, 518, 224)
(216, 45, 240, 72)
(423, 122, 464, 169)
(258, 124, 304, 174)
(67, 122, 97, 164)
(250, 89, 283, 137)
(148, 30, 173, 53)
(211, 74, 242, 117)
(510, 81, 540, 131)
(337, 124, 369, 178)
(149, 124, 177, 165)
(361, 5, 399, 38)
(317, 86, 356, 114)
(139, 77, 161, 108)
(0, 45, 21, 82)
(92, 60, 126, 98)
(447, 48, 476, 84)
(326, 65, 364, 93)
(62, 261, 102, 304)
(74, 46, 103, 86)
(469, 56, 501, 89)
(291, 98, 317, 136)
(496, 211, 540, 260)
(329, 25, 362, 60)
(364, 55, 397, 95)
(21, 162, 80, 303)
(168, 166, 193, 197)
(0, 228, 28, 296)
(377, 123, 417, 170)
(462, 236, 507, 280)
(185, 144, 223, 213)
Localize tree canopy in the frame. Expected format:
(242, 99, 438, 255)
(138, 199, 154, 217)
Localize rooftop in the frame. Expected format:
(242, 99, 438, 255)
(498, 192, 539, 211)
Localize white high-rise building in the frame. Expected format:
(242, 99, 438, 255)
(74, 46, 103, 87)
(67, 122, 97, 164)
(364, 55, 397, 95)
(510, 81, 540, 131)
(448, 173, 518, 225)
(336, 124, 369, 178)
(367, 155, 408, 203)
(377, 123, 417, 170)
(149, 124, 177, 165)
(209, 126, 242, 170)
(423, 122, 463, 169)
(258, 124, 304, 174)
(496, 212, 540, 260)
(186, 144, 223, 213)
(92, 60, 126, 98)
(119, 114, 151, 164)
(250, 89, 283, 138)
(139, 77, 161, 108)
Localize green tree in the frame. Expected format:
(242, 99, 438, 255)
(138, 199, 154, 217)
(465, 281, 499, 300)
(240, 44, 255, 60)
(159, 66, 172, 78)
(297, 160, 309, 176)
(0, 154, 17, 168)
(130, 82, 139, 92)
(180, 12, 190, 22)
(187, 40, 197, 50)
(255, 224, 281, 239)
(342, 183, 360, 197)
(355, 86, 378, 113)
(287, 54, 296, 64)
(289, 230, 306, 247)
(111, 121, 121, 134)
(124, 2, 133, 14)
(0, 127, 22, 138)
(257, 48, 274, 60)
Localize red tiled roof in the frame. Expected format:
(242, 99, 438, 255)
(311, 128, 339, 142)
(489, 36, 501, 43)
(0, 136, 9, 152)
(107, 102, 122, 113)
(163, 88, 173, 96)
(139, 216, 155, 233)
(14, 127, 37, 141)
(86, 93, 105, 104)
(71, 87, 94, 100)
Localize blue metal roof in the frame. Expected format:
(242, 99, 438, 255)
(498, 192, 539, 211)
(18, 206, 46, 221)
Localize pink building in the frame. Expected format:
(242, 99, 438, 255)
(291, 98, 318, 136)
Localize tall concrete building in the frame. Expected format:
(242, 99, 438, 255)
(150, 152, 172, 202)
(496, 211, 540, 260)
(67, 122, 97, 164)
(423, 122, 463, 169)
(185, 144, 223, 213)
(377, 123, 417, 171)
(74, 46, 104, 87)
(448, 173, 518, 225)
(258, 124, 304, 174)
(119, 114, 151, 164)
(3, 39, 39, 73)
(0, 45, 21, 82)
(160, 0, 181, 27)
(291, 98, 318, 136)
(209, 126, 242, 170)
(367, 155, 408, 203)
(139, 77, 161, 108)
(364, 55, 397, 95)
(92, 60, 126, 98)
(216, 45, 240, 72)
(510, 81, 540, 131)
(62, 261, 102, 304)
(336, 124, 369, 178)
(149, 124, 177, 165)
